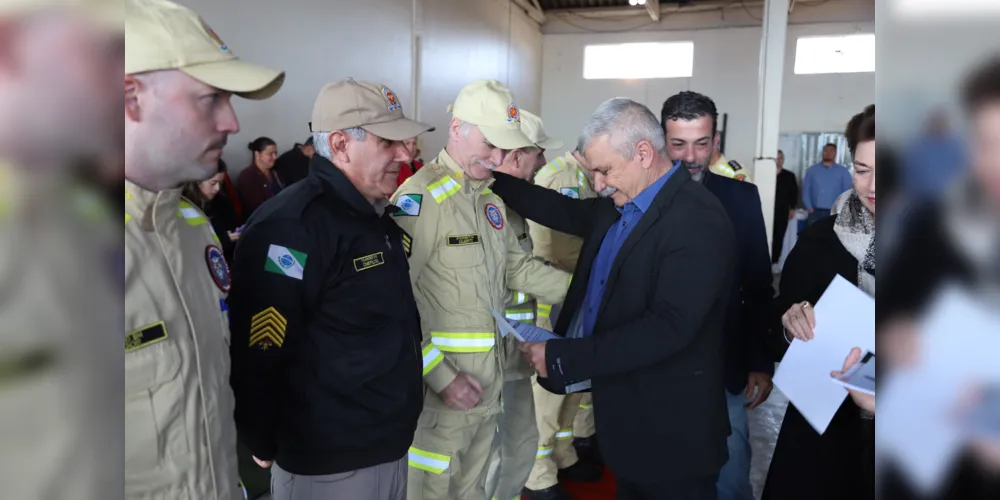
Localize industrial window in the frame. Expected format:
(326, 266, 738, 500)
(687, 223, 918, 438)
(583, 42, 694, 80)
(793, 34, 875, 75)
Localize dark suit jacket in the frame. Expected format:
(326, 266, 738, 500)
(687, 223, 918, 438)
(702, 173, 775, 393)
(491, 166, 736, 484)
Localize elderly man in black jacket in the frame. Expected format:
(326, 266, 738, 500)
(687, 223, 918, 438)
(491, 98, 736, 500)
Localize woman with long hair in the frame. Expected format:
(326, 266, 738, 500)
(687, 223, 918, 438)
(236, 136, 282, 216)
(183, 160, 240, 261)
(762, 104, 876, 500)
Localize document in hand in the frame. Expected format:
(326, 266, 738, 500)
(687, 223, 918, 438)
(832, 351, 875, 396)
(491, 309, 560, 343)
(773, 275, 875, 434)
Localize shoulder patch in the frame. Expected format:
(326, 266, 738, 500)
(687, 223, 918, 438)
(427, 175, 461, 204)
(559, 187, 580, 199)
(401, 229, 413, 258)
(265, 245, 308, 280)
(126, 322, 168, 353)
(395, 193, 423, 216)
(205, 245, 231, 292)
(728, 160, 744, 171)
(484, 203, 504, 230)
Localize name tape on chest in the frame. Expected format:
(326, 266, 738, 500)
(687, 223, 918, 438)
(249, 307, 287, 351)
(485, 203, 504, 230)
(354, 252, 386, 272)
(126, 322, 168, 353)
(447, 234, 481, 246)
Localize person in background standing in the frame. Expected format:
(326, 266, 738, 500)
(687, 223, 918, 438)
(274, 136, 315, 186)
(773, 150, 800, 263)
(802, 143, 852, 226)
(903, 109, 968, 201)
(396, 136, 425, 187)
(182, 160, 240, 262)
(237, 136, 283, 216)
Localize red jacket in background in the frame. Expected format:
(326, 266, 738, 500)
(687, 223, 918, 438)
(396, 160, 424, 188)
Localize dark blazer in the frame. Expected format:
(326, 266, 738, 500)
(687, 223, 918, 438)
(491, 166, 736, 485)
(703, 173, 775, 394)
(763, 215, 873, 500)
(237, 166, 285, 218)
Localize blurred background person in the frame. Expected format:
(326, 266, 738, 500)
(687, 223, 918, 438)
(802, 142, 853, 226)
(237, 136, 283, 216)
(182, 160, 241, 261)
(902, 108, 969, 202)
(274, 136, 314, 186)
(763, 104, 875, 500)
(396, 136, 425, 187)
(0, 3, 123, 500)
(773, 149, 800, 264)
(879, 55, 1000, 499)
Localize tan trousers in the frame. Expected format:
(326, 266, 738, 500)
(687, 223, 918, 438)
(490, 378, 538, 500)
(407, 410, 498, 500)
(524, 378, 583, 491)
(574, 393, 595, 438)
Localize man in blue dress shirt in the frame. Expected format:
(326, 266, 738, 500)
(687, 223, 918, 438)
(802, 143, 852, 225)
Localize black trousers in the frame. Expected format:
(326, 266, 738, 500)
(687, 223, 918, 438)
(616, 473, 718, 500)
(772, 213, 789, 263)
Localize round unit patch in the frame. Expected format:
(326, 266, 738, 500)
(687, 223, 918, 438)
(205, 245, 231, 292)
(485, 203, 504, 230)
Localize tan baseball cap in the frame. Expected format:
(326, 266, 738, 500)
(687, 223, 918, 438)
(0, 0, 123, 28)
(311, 78, 434, 141)
(125, 0, 284, 100)
(448, 79, 534, 150)
(520, 110, 563, 151)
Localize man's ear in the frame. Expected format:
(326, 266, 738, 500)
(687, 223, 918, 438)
(328, 130, 350, 164)
(125, 75, 142, 122)
(712, 132, 721, 153)
(448, 117, 463, 142)
(636, 140, 655, 169)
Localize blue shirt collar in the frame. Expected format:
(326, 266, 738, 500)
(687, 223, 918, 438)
(619, 160, 679, 214)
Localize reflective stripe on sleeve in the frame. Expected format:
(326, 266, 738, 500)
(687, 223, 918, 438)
(577, 168, 587, 189)
(430, 332, 495, 353)
(536, 445, 553, 459)
(537, 303, 552, 318)
(579, 402, 593, 410)
(428, 176, 461, 203)
(422, 344, 445, 375)
(511, 291, 530, 305)
(505, 307, 535, 322)
(178, 201, 208, 226)
(555, 427, 574, 440)
(408, 446, 450, 474)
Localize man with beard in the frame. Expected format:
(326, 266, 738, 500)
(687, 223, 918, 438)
(660, 91, 775, 500)
(0, 2, 123, 500)
(124, 0, 285, 498)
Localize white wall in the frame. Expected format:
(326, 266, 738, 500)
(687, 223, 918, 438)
(178, 0, 543, 173)
(538, 21, 875, 176)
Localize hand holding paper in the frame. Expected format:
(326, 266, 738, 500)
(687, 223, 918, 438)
(491, 309, 560, 343)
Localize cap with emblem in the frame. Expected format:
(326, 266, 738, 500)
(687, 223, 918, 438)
(1, 0, 122, 27)
(448, 79, 534, 150)
(311, 78, 434, 141)
(125, 0, 284, 100)
(519, 110, 563, 151)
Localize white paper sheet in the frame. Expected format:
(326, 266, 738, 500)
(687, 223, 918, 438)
(491, 309, 560, 343)
(773, 275, 876, 434)
(832, 351, 875, 395)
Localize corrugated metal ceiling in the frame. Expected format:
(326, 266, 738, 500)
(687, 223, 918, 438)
(539, 0, 696, 9)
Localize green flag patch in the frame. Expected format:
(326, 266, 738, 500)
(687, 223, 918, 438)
(395, 194, 422, 216)
(265, 245, 308, 280)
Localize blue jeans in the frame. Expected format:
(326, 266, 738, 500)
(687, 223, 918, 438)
(716, 390, 754, 500)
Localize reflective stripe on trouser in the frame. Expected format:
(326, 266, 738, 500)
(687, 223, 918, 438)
(525, 377, 584, 491)
(574, 393, 596, 438)
(489, 378, 538, 500)
(408, 411, 499, 500)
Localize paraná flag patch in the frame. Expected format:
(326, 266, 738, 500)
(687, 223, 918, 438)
(265, 245, 307, 280)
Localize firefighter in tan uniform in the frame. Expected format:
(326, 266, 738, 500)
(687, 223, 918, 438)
(489, 110, 565, 500)
(523, 150, 604, 500)
(125, 1, 284, 498)
(391, 80, 571, 500)
(710, 151, 751, 182)
(0, 3, 123, 500)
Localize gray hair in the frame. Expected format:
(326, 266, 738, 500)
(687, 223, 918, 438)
(457, 120, 476, 138)
(312, 128, 367, 160)
(579, 98, 667, 159)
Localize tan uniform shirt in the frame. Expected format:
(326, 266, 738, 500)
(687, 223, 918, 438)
(710, 153, 752, 183)
(0, 169, 120, 500)
(529, 153, 598, 274)
(390, 150, 570, 415)
(502, 208, 536, 380)
(124, 181, 241, 500)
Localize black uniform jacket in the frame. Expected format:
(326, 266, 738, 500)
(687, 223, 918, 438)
(228, 155, 424, 475)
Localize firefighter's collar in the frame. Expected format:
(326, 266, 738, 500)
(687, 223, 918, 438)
(124, 179, 184, 231)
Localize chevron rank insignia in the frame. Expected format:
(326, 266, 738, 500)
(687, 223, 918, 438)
(249, 307, 287, 350)
(401, 229, 413, 258)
